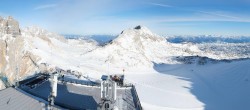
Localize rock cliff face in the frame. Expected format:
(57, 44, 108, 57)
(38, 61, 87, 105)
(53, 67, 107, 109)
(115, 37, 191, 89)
(0, 34, 40, 84)
(0, 16, 21, 36)
(0, 16, 70, 87)
(0, 16, 39, 85)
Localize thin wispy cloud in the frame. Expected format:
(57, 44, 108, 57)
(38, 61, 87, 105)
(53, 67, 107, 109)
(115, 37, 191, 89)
(114, 15, 250, 25)
(148, 2, 243, 22)
(34, 4, 57, 10)
(157, 17, 250, 23)
(5, 0, 247, 35)
(146, 2, 173, 8)
(197, 11, 239, 19)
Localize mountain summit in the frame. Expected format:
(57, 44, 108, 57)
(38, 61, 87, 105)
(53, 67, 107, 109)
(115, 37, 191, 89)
(0, 16, 21, 36)
(133, 25, 154, 34)
(84, 25, 180, 67)
(119, 25, 158, 38)
(112, 25, 166, 51)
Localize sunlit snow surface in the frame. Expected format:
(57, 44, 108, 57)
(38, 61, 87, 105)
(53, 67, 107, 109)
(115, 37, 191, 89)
(22, 26, 250, 110)
(128, 60, 250, 110)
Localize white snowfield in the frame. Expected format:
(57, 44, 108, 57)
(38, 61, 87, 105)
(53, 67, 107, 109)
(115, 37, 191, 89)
(7, 25, 250, 110)
(127, 60, 250, 110)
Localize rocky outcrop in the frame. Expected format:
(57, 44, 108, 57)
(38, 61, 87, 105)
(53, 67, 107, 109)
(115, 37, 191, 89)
(0, 16, 21, 36)
(134, 25, 142, 29)
(0, 35, 40, 84)
(0, 17, 41, 84)
(0, 39, 7, 74)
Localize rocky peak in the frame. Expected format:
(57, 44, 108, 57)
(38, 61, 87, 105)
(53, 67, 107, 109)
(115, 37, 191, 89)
(114, 25, 165, 45)
(91, 25, 170, 67)
(0, 16, 21, 36)
(7, 16, 13, 20)
(134, 25, 153, 34)
(134, 25, 142, 29)
(109, 25, 166, 55)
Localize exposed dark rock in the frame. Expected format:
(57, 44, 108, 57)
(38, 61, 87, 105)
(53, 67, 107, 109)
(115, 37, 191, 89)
(134, 25, 142, 30)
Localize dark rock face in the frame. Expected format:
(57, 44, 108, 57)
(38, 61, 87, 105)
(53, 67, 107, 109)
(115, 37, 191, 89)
(134, 25, 142, 30)
(0, 16, 21, 36)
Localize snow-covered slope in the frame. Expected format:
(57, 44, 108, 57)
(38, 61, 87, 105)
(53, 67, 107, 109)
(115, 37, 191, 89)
(125, 59, 250, 110)
(22, 26, 98, 73)
(1, 16, 250, 110)
(81, 25, 250, 69)
(82, 25, 193, 67)
(0, 17, 98, 84)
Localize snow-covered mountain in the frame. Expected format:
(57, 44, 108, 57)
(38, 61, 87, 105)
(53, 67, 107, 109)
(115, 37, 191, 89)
(167, 35, 250, 44)
(81, 25, 250, 68)
(1, 16, 250, 110)
(0, 16, 97, 84)
(82, 25, 193, 67)
(1, 16, 249, 83)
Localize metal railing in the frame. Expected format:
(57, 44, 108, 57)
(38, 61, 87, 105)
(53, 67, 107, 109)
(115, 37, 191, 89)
(131, 85, 143, 110)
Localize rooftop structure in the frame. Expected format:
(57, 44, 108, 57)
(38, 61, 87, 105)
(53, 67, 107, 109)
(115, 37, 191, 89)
(15, 73, 142, 110)
(0, 87, 60, 110)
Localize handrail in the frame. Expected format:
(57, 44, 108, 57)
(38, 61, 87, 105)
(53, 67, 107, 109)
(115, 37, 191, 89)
(131, 85, 143, 110)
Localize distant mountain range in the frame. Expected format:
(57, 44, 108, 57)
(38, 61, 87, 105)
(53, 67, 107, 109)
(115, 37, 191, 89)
(166, 35, 250, 44)
(63, 34, 250, 45)
(63, 34, 117, 46)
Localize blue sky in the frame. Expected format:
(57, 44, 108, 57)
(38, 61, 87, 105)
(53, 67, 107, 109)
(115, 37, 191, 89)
(0, 0, 250, 35)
